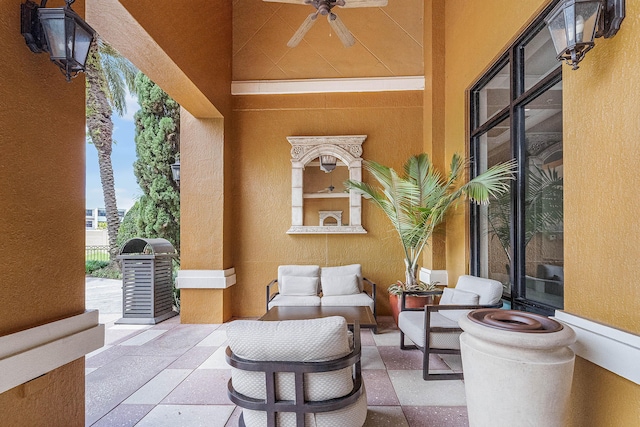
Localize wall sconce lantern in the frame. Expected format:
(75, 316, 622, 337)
(545, 0, 625, 70)
(21, 0, 96, 81)
(170, 159, 180, 185)
(319, 155, 337, 173)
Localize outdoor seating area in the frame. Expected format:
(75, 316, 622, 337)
(86, 300, 470, 427)
(5, 0, 640, 424)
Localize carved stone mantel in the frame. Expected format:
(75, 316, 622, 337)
(286, 135, 367, 235)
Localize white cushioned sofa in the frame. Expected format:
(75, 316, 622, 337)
(266, 264, 377, 318)
(225, 316, 367, 427)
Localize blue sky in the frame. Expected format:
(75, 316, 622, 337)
(86, 93, 140, 211)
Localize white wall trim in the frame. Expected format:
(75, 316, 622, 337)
(553, 311, 640, 385)
(0, 310, 104, 394)
(232, 76, 425, 95)
(176, 268, 237, 289)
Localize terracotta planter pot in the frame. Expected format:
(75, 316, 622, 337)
(389, 293, 434, 325)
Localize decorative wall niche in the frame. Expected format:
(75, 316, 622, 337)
(287, 135, 367, 234)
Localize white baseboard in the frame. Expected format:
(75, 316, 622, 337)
(553, 311, 640, 385)
(0, 310, 104, 394)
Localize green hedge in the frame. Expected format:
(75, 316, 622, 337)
(86, 260, 109, 275)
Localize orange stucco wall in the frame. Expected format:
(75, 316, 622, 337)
(119, 0, 232, 118)
(421, 0, 447, 270)
(562, 2, 640, 423)
(441, 0, 640, 425)
(0, 0, 87, 424)
(231, 92, 423, 317)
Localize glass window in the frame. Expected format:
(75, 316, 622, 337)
(476, 62, 510, 125)
(523, 82, 563, 308)
(470, 1, 563, 315)
(475, 117, 511, 297)
(524, 27, 559, 91)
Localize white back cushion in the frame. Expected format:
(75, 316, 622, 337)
(279, 275, 319, 296)
(455, 275, 503, 305)
(321, 274, 360, 296)
(439, 287, 480, 322)
(277, 265, 320, 294)
(321, 264, 363, 292)
(227, 316, 350, 362)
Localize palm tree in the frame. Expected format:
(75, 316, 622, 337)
(85, 39, 137, 264)
(345, 153, 515, 288)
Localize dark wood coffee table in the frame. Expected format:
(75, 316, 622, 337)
(260, 306, 377, 333)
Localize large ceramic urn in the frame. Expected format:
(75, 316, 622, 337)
(459, 309, 576, 427)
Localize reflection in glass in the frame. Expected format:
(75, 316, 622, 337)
(478, 118, 511, 296)
(524, 27, 559, 91)
(477, 63, 510, 125)
(523, 82, 563, 309)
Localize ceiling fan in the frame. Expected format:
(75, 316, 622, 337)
(264, 0, 388, 48)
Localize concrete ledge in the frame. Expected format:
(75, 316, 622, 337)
(554, 311, 640, 385)
(419, 268, 448, 286)
(176, 268, 237, 289)
(232, 76, 425, 95)
(0, 310, 105, 394)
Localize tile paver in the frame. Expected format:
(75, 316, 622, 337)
(85, 278, 470, 426)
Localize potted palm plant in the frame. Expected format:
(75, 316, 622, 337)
(345, 153, 514, 320)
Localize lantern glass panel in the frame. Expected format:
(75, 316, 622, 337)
(171, 163, 180, 182)
(38, 9, 66, 58)
(574, 2, 600, 44)
(73, 23, 93, 64)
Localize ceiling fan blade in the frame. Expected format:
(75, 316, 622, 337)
(287, 13, 318, 48)
(339, 0, 388, 8)
(328, 13, 355, 47)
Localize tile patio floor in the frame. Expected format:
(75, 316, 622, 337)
(85, 279, 469, 427)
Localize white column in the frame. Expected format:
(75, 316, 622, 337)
(291, 163, 304, 226)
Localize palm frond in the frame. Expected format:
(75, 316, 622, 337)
(97, 38, 139, 116)
(463, 159, 516, 204)
(347, 153, 515, 282)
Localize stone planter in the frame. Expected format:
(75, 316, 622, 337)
(459, 309, 576, 427)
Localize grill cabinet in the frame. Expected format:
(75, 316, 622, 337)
(116, 238, 178, 324)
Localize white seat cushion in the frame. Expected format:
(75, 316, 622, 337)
(398, 310, 461, 349)
(268, 294, 321, 309)
(321, 264, 363, 292)
(321, 293, 375, 312)
(455, 275, 503, 305)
